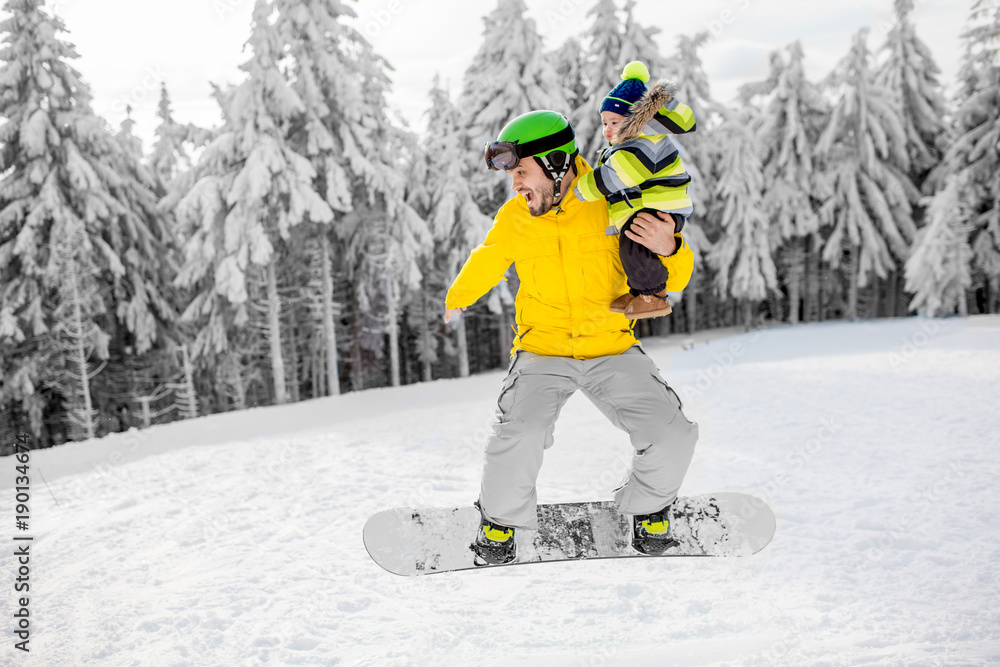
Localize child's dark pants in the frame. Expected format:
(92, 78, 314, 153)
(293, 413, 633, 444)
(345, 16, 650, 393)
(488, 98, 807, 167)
(619, 208, 687, 296)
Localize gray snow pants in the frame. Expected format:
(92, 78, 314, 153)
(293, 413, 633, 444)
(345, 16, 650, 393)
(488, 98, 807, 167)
(479, 345, 699, 529)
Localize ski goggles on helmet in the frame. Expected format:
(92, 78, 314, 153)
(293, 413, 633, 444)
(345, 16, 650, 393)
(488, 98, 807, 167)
(484, 124, 576, 171)
(484, 141, 520, 171)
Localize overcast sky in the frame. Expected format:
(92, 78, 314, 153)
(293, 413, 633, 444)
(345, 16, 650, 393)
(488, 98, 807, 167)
(44, 0, 970, 148)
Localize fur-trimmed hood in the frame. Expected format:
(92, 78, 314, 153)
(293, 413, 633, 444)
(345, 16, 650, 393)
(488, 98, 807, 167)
(617, 80, 679, 143)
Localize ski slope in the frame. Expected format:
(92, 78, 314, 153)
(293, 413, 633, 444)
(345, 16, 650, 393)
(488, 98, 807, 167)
(3, 316, 1000, 666)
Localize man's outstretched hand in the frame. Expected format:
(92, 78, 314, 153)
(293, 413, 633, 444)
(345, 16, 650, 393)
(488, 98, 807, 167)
(623, 211, 678, 257)
(444, 306, 466, 324)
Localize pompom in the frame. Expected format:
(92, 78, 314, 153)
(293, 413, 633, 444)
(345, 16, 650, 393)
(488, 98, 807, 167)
(621, 61, 649, 83)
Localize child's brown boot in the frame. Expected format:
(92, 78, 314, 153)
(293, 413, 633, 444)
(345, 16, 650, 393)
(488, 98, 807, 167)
(624, 291, 672, 319)
(610, 293, 634, 313)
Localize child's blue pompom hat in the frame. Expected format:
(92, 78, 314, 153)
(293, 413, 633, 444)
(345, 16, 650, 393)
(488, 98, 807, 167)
(601, 61, 651, 116)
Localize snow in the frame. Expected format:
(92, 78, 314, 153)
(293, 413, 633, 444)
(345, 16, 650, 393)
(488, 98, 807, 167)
(4, 316, 1000, 666)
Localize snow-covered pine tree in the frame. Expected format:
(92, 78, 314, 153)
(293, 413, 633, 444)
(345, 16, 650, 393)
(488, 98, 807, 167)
(905, 174, 973, 315)
(109, 110, 188, 431)
(275, 0, 376, 218)
(740, 42, 830, 323)
(210, 82, 239, 129)
(619, 0, 666, 79)
(363, 135, 430, 389)
(107, 111, 178, 351)
(403, 140, 440, 379)
(666, 33, 715, 133)
(408, 76, 493, 379)
(0, 0, 176, 439)
(270, 0, 358, 394)
(169, 0, 334, 405)
(708, 108, 778, 325)
(317, 234, 341, 394)
(454, 0, 566, 367)
(275, 0, 429, 389)
(349, 37, 427, 389)
(402, 131, 436, 384)
(875, 0, 954, 316)
(45, 219, 106, 441)
(551, 37, 588, 116)
(876, 0, 951, 184)
(927, 0, 1000, 312)
(816, 28, 920, 319)
(666, 32, 715, 212)
(159, 87, 217, 229)
(288, 233, 344, 396)
(459, 0, 569, 214)
(964, 0, 1000, 68)
(116, 106, 144, 162)
(964, 0, 1000, 312)
(150, 83, 196, 194)
(663, 32, 716, 332)
(572, 0, 624, 163)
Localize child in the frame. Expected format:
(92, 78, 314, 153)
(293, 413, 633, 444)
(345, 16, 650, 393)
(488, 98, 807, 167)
(575, 61, 697, 319)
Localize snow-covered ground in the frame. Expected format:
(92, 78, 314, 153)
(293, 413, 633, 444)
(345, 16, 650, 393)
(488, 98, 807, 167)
(4, 316, 1000, 666)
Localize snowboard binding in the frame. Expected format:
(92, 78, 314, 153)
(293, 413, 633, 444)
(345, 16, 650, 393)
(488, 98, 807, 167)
(631, 502, 680, 555)
(471, 501, 517, 566)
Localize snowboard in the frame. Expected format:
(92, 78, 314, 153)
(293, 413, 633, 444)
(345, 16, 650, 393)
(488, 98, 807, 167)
(363, 492, 775, 576)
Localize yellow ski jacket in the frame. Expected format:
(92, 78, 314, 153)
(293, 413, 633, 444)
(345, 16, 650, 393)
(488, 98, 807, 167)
(446, 155, 694, 360)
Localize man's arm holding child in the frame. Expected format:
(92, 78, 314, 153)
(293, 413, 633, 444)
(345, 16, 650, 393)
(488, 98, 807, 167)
(625, 210, 695, 292)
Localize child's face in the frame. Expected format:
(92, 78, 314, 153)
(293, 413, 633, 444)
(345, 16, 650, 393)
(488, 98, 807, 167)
(602, 110, 626, 144)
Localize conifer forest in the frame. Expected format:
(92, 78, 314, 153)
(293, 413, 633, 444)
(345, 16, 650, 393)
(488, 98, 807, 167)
(1, 0, 998, 449)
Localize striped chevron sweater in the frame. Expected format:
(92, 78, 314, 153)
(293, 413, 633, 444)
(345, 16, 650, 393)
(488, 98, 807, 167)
(575, 80, 697, 234)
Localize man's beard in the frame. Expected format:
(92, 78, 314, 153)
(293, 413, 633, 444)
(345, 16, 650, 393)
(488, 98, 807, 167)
(527, 179, 556, 217)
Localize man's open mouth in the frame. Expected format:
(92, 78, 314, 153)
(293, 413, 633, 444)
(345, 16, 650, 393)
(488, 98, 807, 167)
(523, 191, 534, 205)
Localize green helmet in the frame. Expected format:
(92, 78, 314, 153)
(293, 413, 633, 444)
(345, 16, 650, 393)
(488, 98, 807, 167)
(485, 110, 578, 201)
(497, 110, 576, 157)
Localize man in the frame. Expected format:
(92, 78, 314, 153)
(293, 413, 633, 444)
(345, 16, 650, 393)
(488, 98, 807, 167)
(444, 110, 698, 564)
